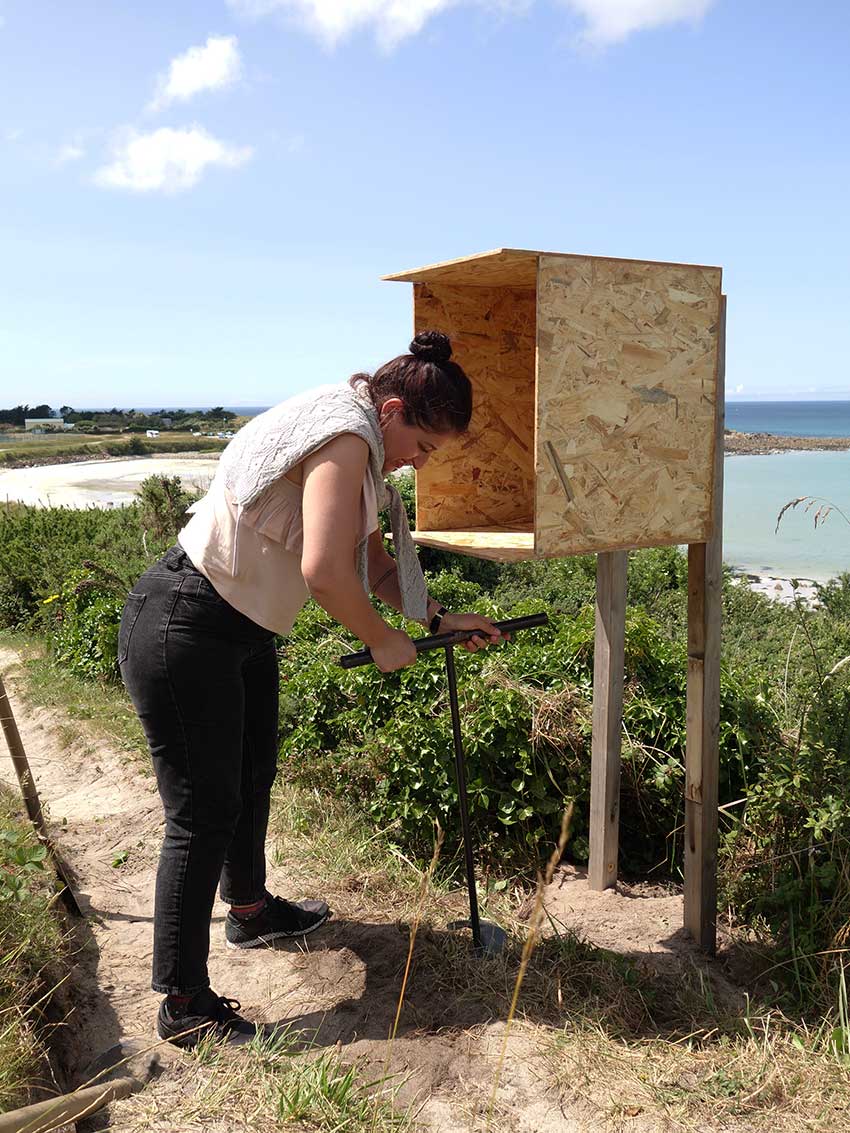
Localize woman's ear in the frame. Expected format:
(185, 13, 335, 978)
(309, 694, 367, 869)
(379, 396, 404, 426)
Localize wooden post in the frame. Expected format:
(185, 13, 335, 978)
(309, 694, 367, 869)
(684, 295, 726, 952)
(588, 550, 628, 890)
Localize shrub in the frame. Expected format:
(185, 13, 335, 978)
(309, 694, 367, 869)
(136, 473, 197, 544)
(277, 574, 775, 874)
(45, 566, 126, 682)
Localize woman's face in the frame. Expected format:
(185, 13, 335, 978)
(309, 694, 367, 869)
(379, 397, 455, 475)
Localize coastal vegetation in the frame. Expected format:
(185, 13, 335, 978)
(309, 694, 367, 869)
(0, 402, 238, 432)
(1, 473, 849, 1013)
(0, 786, 66, 1110)
(0, 430, 228, 469)
(0, 402, 242, 470)
(1, 471, 850, 1123)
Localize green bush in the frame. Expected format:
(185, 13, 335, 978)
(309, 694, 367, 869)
(278, 573, 775, 873)
(45, 567, 126, 682)
(136, 473, 197, 544)
(720, 600, 850, 1009)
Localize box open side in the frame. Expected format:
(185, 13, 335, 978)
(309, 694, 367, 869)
(384, 249, 541, 562)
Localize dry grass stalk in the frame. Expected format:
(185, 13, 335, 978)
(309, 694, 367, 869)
(382, 823, 445, 1078)
(486, 805, 573, 1123)
(775, 494, 850, 534)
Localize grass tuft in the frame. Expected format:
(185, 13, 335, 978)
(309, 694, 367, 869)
(0, 786, 68, 1110)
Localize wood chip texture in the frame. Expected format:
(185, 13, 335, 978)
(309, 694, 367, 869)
(390, 248, 722, 559)
(535, 254, 722, 555)
(413, 282, 537, 533)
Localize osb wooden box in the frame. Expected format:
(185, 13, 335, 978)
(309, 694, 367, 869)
(384, 248, 723, 561)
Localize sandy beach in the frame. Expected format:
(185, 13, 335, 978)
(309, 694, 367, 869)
(731, 573, 821, 606)
(0, 454, 220, 508)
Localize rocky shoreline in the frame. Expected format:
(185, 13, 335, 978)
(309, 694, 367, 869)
(725, 429, 850, 455)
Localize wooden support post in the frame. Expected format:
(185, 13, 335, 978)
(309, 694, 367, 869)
(588, 550, 628, 890)
(684, 295, 726, 952)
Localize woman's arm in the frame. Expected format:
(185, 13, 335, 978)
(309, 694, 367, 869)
(367, 529, 504, 652)
(300, 434, 416, 672)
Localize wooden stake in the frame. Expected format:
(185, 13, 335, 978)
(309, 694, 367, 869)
(684, 295, 726, 952)
(588, 550, 628, 890)
(0, 672, 48, 835)
(0, 670, 82, 916)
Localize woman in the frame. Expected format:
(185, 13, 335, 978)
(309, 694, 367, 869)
(118, 330, 502, 1047)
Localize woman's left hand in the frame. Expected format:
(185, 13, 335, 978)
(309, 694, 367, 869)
(439, 612, 508, 652)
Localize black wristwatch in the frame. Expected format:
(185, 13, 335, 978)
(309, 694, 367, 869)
(429, 605, 448, 635)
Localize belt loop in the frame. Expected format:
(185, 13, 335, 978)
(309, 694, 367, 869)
(165, 546, 188, 571)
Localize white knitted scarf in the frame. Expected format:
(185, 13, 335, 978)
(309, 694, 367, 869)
(219, 382, 428, 622)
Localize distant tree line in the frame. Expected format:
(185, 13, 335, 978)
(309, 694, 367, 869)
(0, 404, 238, 432)
(0, 404, 54, 425)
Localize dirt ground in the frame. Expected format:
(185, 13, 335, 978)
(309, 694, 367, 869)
(0, 645, 748, 1131)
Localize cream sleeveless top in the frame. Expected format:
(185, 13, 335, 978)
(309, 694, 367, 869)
(178, 468, 379, 635)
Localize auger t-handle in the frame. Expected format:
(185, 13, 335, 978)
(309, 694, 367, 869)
(338, 613, 549, 670)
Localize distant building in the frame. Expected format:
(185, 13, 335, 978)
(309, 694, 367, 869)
(25, 417, 71, 432)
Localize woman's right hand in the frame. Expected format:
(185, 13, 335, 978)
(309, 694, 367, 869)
(370, 627, 417, 672)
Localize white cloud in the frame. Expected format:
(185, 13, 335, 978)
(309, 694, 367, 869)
(93, 126, 253, 193)
(560, 0, 713, 46)
(57, 142, 86, 164)
(227, 0, 713, 48)
(149, 35, 242, 111)
(228, 0, 516, 49)
(735, 384, 745, 395)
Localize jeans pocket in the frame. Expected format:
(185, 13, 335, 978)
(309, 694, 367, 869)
(118, 593, 146, 665)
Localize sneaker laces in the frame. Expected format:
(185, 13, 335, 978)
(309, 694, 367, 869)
(213, 996, 242, 1023)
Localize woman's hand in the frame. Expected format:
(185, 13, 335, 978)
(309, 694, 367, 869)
(370, 627, 418, 672)
(439, 612, 507, 653)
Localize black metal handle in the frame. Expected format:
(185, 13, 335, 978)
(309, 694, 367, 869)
(338, 613, 549, 670)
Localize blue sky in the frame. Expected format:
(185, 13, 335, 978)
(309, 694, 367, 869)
(1, 0, 848, 408)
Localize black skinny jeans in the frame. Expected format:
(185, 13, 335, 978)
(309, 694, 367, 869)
(118, 545, 279, 995)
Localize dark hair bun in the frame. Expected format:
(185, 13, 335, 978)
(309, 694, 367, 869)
(409, 330, 452, 365)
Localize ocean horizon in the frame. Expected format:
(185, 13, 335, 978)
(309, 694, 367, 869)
(727, 400, 850, 437)
(64, 399, 850, 435)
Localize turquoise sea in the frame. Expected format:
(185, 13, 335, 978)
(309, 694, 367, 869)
(724, 402, 850, 581)
(725, 451, 850, 582)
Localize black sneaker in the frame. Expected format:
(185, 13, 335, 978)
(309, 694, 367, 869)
(156, 988, 256, 1048)
(225, 892, 330, 950)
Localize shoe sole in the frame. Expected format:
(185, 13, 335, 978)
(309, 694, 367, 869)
(225, 911, 330, 950)
(156, 1018, 259, 1047)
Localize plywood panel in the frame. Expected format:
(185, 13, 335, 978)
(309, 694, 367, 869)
(535, 255, 722, 556)
(385, 248, 538, 288)
(413, 282, 536, 531)
(412, 528, 534, 562)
